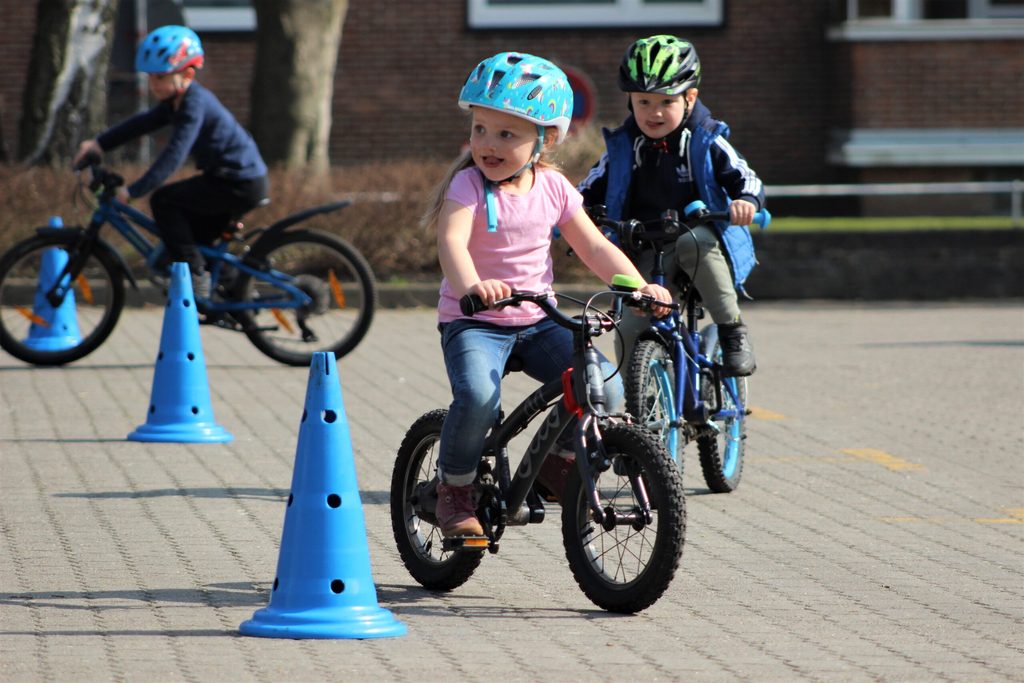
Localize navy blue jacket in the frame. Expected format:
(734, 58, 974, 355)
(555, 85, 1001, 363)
(578, 100, 765, 290)
(97, 82, 267, 199)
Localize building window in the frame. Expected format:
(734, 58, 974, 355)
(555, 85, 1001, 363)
(835, 0, 1024, 20)
(467, 0, 723, 29)
(181, 0, 255, 32)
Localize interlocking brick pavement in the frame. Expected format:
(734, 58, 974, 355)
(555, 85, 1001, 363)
(1, 300, 1022, 681)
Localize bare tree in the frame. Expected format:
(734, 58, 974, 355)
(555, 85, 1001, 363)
(250, 0, 348, 174)
(18, 0, 119, 166)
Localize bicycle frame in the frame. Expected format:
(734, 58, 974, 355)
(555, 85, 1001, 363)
(645, 246, 745, 430)
(447, 293, 655, 548)
(69, 195, 315, 316)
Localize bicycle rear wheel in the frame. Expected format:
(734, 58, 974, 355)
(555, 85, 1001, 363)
(0, 233, 124, 365)
(697, 330, 747, 492)
(232, 229, 376, 366)
(390, 410, 483, 591)
(561, 424, 685, 613)
(625, 338, 682, 465)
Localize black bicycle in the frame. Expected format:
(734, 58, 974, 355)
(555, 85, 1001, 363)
(390, 282, 686, 613)
(0, 154, 376, 366)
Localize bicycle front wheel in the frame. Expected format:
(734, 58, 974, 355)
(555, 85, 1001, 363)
(233, 229, 377, 366)
(697, 330, 747, 492)
(0, 233, 124, 365)
(561, 424, 686, 613)
(625, 339, 682, 465)
(390, 410, 483, 591)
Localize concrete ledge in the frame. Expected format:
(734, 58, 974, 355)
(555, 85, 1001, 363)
(746, 229, 1023, 300)
(118, 229, 1022, 308)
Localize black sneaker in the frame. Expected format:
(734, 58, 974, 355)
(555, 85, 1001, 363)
(718, 321, 756, 377)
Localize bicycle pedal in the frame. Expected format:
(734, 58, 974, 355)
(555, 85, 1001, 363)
(441, 535, 491, 553)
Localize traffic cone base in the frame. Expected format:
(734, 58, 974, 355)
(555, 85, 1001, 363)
(128, 262, 232, 443)
(239, 352, 405, 639)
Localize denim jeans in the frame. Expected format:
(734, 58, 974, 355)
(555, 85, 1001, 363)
(438, 317, 623, 486)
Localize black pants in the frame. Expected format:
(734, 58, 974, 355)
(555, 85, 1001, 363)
(150, 173, 269, 273)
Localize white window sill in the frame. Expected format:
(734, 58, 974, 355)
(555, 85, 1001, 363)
(828, 129, 1024, 167)
(828, 18, 1024, 41)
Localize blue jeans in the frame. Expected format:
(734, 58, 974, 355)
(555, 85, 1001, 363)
(438, 317, 623, 486)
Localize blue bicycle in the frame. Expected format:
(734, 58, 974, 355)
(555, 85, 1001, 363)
(593, 201, 769, 492)
(0, 155, 376, 366)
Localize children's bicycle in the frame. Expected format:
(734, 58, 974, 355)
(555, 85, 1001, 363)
(390, 283, 686, 613)
(592, 201, 770, 493)
(0, 154, 376, 366)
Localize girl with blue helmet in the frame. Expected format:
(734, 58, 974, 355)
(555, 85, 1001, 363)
(422, 52, 671, 537)
(73, 25, 268, 302)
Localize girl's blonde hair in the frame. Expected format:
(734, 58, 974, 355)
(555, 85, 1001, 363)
(421, 126, 562, 233)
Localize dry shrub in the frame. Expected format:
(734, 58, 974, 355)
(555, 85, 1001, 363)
(0, 129, 615, 283)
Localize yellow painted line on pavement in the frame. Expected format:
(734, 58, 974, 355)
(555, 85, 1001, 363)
(880, 508, 1024, 525)
(842, 448, 924, 471)
(748, 406, 787, 420)
(975, 507, 1024, 524)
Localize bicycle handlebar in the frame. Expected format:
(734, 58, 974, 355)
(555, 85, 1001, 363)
(459, 287, 677, 331)
(589, 200, 771, 251)
(72, 150, 124, 195)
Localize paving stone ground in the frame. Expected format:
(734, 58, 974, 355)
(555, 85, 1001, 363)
(1, 300, 1022, 682)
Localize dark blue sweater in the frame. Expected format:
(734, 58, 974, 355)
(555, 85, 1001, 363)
(97, 82, 267, 198)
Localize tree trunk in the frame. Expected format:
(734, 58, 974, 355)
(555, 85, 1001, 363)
(251, 0, 348, 175)
(17, 0, 119, 166)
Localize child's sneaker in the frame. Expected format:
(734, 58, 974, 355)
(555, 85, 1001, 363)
(435, 481, 483, 537)
(718, 321, 756, 377)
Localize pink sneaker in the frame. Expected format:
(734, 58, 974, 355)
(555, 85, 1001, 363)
(435, 482, 484, 537)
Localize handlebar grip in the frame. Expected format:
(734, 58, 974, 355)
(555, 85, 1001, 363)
(73, 150, 101, 172)
(753, 209, 772, 229)
(459, 294, 487, 317)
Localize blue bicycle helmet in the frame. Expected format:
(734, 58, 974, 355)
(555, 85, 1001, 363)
(135, 25, 204, 75)
(459, 52, 574, 143)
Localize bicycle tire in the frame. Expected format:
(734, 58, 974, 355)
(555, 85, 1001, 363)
(696, 331, 747, 493)
(0, 233, 124, 366)
(561, 423, 686, 613)
(390, 409, 483, 591)
(232, 229, 377, 366)
(625, 338, 682, 466)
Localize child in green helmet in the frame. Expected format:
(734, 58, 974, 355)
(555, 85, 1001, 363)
(579, 35, 766, 377)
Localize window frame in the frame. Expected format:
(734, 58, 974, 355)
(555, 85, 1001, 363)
(181, 1, 256, 32)
(466, 0, 724, 29)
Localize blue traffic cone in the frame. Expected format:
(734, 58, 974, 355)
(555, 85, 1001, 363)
(24, 240, 82, 351)
(127, 262, 232, 443)
(239, 352, 406, 639)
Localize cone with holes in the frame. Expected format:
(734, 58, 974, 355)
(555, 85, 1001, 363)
(23, 243, 82, 351)
(239, 352, 406, 639)
(127, 262, 232, 443)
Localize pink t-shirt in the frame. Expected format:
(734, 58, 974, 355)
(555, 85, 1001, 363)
(438, 166, 583, 325)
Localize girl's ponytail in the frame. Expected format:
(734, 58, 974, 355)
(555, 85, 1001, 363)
(421, 149, 474, 232)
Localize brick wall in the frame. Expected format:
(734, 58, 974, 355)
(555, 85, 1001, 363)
(2, 1, 1021, 192)
(332, 0, 832, 184)
(0, 3, 38, 160)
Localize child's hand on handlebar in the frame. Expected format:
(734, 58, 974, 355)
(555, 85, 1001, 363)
(729, 199, 756, 227)
(640, 282, 673, 318)
(73, 139, 102, 169)
(468, 279, 513, 309)
(115, 186, 131, 204)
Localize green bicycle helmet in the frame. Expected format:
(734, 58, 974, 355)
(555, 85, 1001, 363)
(618, 35, 701, 96)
